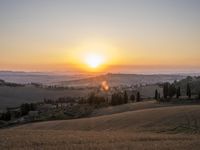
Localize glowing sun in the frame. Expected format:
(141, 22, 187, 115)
(85, 53, 104, 68)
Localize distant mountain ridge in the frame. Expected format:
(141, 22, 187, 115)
(0, 71, 89, 85)
(0, 71, 189, 87)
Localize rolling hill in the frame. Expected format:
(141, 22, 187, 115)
(15, 104, 200, 132)
(59, 73, 185, 87)
(0, 86, 92, 110)
(1, 102, 200, 150)
(1, 103, 200, 150)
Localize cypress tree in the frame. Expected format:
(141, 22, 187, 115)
(136, 92, 141, 102)
(168, 84, 176, 98)
(124, 91, 128, 103)
(163, 83, 169, 99)
(176, 87, 181, 99)
(155, 89, 158, 100)
(158, 93, 160, 99)
(130, 94, 135, 102)
(186, 83, 191, 99)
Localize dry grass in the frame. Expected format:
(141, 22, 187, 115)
(91, 100, 173, 117)
(1, 103, 200, 150)
(15, 105, 200, 132)
(0, 129, 200, 150)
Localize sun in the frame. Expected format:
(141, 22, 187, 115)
(85, 53, 104, 68)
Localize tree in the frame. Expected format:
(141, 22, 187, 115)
(30, 103, 36, 111)
(155, 89, 158, 100)
(87, 92, 106, 105)
(130, 94, 135, 102)
(111, 93, 123, 106)
(186, 83, 191, 99)
(136, 92, 141, 102)
(20, 103, 30, 116)
(158, 93, 160, 99)
(123, 91, 128, 103)
(87, 92, 95, 105)
(163, 83, 169, 99)
(168, 83, 176, 98)
(176, 87, 181, 99)
(1, 111, 11, 121)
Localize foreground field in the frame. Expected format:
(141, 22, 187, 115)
(15, 105, 200, 132)
(0, 130, 200, 150)
(0, 103, 200, 150)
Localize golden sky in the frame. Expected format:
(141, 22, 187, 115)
(0, 0, 200, 73)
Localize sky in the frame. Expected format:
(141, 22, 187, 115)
(0, 0, 200, 73)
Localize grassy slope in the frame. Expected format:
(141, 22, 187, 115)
(0, 86, 91, 109)
(91, 100, 173, 117)
(15, 105, 200, 132)
(1, 102, 200, 150)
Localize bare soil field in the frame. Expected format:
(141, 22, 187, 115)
(0, 103, 200, 150)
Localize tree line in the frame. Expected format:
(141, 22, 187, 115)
(0, 103, 36, 121)
(155, 82, 200, 102)
(80, 90, 142, 107)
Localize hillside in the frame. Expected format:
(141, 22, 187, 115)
(1, 102, 200, 150)
(0, 86, 92, 110)
(15, 105, 200, 132)
(91, 100, 175, 117)
(0, 104, 200, 150)
(0, 71, 87, 85)
(0, 73, 184, 110)
(59, 73, 185, 87)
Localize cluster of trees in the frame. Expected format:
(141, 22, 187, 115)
(110, 92, 127, 106)
(44, 97, 76, 104)
(163, 83, 178, 99)
(79, 90, 142, 107)
(156, 82, 193, 102)
(0, 79, 24, 87)
(0, 103, 36, 121)
(20, 103, 36, 116)
(78, 92, 108, 107)
(130, 92, 141, 102)
(85, 92, 106, 105)
(111, 91, 141, 106)
(0, 111, 11, 121)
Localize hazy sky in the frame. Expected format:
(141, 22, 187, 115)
(0, 0, 200, 73)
